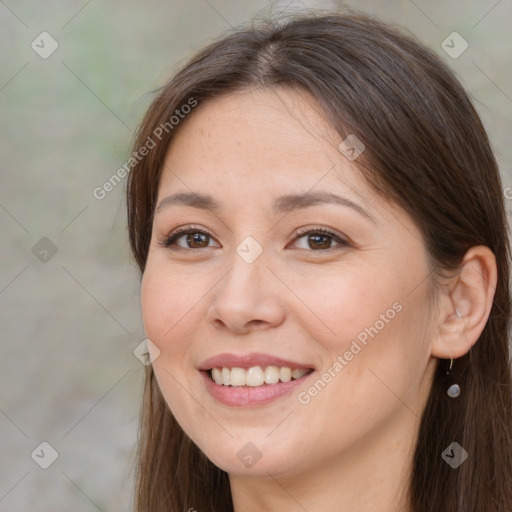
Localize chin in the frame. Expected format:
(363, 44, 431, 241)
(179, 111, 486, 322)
(197, 439, 306, 477)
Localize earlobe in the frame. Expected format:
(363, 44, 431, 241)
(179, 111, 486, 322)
(431, 245, 497, 360)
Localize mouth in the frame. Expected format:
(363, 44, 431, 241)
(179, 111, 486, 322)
(198, 353, 316, 406)
(200, 365, 315, 407)
(206, 365, 314, 387)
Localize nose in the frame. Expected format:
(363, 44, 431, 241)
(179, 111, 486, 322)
(206, 250, 286, 335)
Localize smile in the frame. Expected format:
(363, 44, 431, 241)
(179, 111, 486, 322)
(201, 367, 315, 407)
(209, 366, 313, 387)
(198, 352, 315, 406)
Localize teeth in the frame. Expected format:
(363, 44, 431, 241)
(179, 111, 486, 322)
(279, 367, 292, 382)
(221, 367, 231, 386)
(246, 367, 264, 387)
(230, 367, 246, 386)
(264, 365, 280, 384)
(210, 366, 310, 387)
(292, 368, 308, 379)
(212, 368, 222, 385)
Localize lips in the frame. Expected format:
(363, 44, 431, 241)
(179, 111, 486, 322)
(200, 368, 314, 406)
(198, 352, 315, 406)
(198, 352, 315, 371)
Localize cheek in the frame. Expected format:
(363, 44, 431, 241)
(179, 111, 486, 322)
(140, 262, 202, 345)
(141, 271, 170, 346)
(140, 265, 205, 421)
(292, 257, 427, 401)
(289, 260, 401, 349)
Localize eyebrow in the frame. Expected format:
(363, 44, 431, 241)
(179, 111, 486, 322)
(155, 191, 375, 222)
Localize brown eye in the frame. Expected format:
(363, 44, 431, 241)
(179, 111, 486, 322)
(184, 232, 210, 248)
(292, 229, 349, 251)
(162, 229, 218, 250)
(307, 234, 333, 250)
(160, 227, 348, 252)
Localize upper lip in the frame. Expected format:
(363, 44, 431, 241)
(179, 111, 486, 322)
(198, 352, 315, 371)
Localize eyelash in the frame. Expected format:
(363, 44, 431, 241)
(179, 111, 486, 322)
(158, 224, 350, 252)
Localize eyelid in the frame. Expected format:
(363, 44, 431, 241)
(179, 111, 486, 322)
(158, 224, 351, 251)
(289, 226, 350, 250)
(292, 225, 344, 239)
(158, 224, 219, 250)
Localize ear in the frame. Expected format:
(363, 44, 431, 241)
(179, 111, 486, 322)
(431, 245, 497, 359)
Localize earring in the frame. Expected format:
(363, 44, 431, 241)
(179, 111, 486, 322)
(445, 307, 462, 398)
(446, 356, 461, 398)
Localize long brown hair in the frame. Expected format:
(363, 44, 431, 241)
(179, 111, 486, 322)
(127, 10, 512, 512)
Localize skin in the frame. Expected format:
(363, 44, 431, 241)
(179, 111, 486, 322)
(140, 86, 497, 511)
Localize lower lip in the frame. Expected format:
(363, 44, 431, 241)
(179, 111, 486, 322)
(201, 370, 313, 406)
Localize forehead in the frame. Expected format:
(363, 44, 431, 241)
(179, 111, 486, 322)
(159, 87, 372, 204)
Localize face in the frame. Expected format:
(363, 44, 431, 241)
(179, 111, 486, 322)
(141, 87, 438, 479)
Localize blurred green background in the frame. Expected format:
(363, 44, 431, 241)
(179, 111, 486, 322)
(1, 0, 511, 510)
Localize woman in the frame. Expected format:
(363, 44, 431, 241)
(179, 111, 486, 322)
(127, 10, 512, 512)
